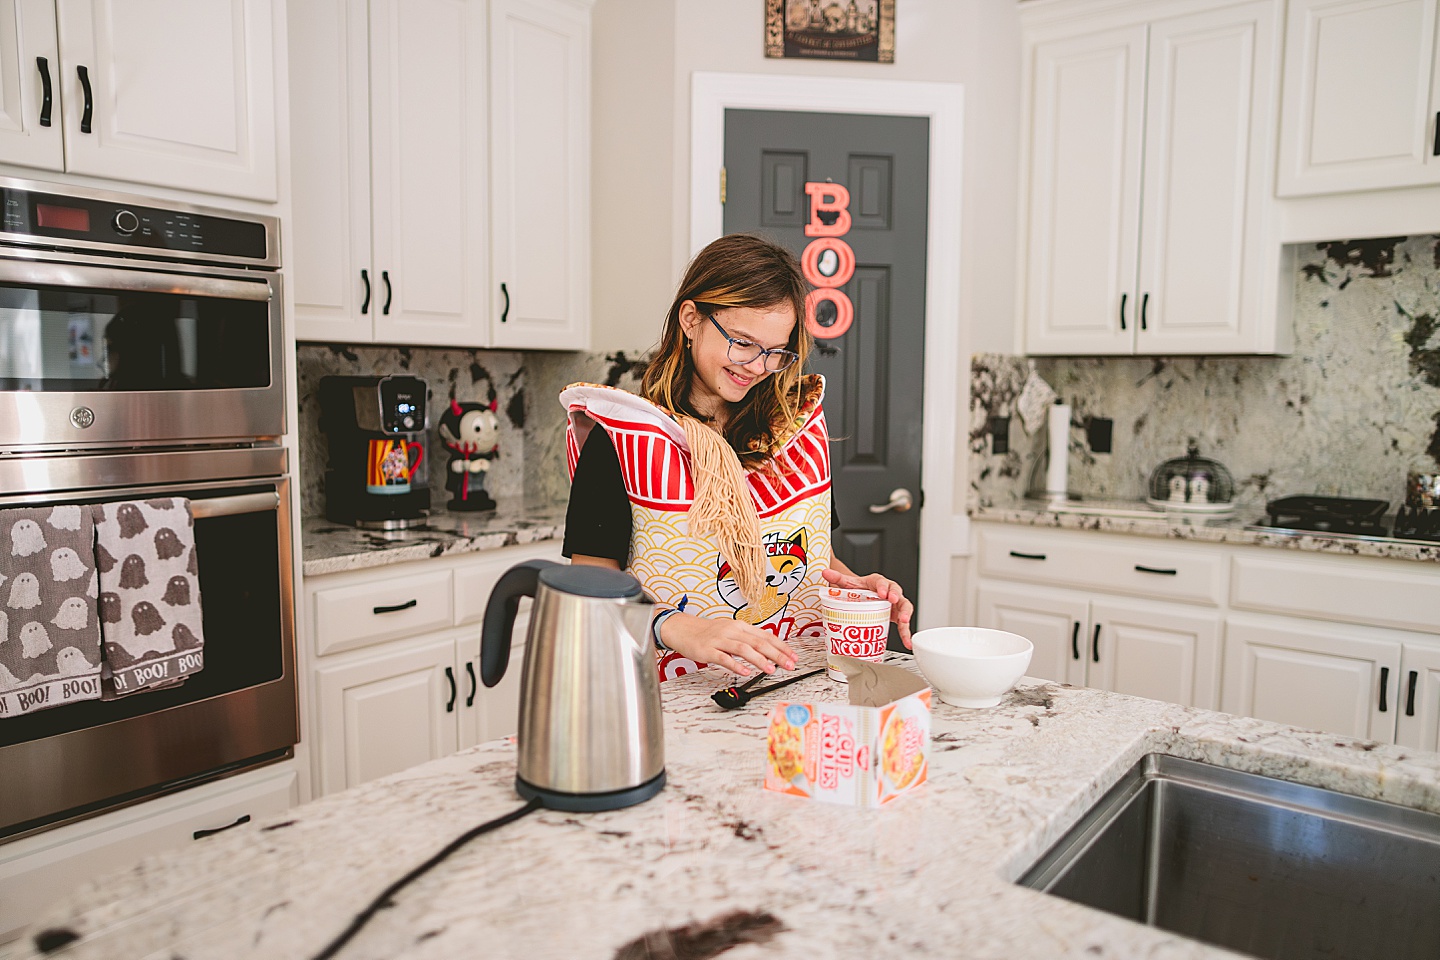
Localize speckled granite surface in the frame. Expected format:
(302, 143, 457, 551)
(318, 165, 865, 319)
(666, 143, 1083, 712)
(16, 643, 1440, 960)
(973, 504, 1440, 564)
(301, 497, 566, 577)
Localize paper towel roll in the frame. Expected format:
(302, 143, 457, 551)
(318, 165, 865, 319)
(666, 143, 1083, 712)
(1045, 403, 1071, 498)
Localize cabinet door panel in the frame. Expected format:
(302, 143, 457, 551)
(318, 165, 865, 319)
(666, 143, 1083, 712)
(1137, 1, 1278, 353)
(1223, 615, 1400, 741)
(1023, 25, 1145, 355)
(1091, 599, 1221, 709)
(1279, 0, 1440, 195)
(974, 581, 1086, 686)
(369, 0, 488, 346)
(288, 0, 373, 342)
(488, 0, 589, 349)
(1396, 643, 1440, 751)
(55, 0, 277, 200)
(0, 0, 62, 171)
(315, 636, 459, 795)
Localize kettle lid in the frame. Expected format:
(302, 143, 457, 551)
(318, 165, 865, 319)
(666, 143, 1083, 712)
(539, 565, 643, 599)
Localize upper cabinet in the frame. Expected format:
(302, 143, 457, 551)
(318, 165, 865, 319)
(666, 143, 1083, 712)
(289, 0, 592, 349)
(1020, 0, 1291, 356)
(0, 0, 277, 202)
(1278, 0, 1440, 196)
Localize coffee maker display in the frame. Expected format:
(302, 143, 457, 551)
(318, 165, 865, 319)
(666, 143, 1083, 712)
(319, 375, 430, 529)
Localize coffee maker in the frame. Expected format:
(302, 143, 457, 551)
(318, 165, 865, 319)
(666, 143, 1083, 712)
(319, 375, 430, 529)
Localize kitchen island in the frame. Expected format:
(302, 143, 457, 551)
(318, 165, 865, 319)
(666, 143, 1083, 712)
(15, 642, 1440, 960)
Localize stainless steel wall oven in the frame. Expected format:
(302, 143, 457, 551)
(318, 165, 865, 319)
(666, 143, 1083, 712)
(0, 177, 297, 839)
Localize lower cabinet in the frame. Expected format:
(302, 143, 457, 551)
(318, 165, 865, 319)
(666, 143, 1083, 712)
(1397, 643, 1440, 752)
(305, 540, 558, 797)
(0, 764, 297, 946)
(975, 581, 1222, 709)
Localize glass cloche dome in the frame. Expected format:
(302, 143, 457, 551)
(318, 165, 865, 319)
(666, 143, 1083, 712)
(1146, 442, 1235, 514)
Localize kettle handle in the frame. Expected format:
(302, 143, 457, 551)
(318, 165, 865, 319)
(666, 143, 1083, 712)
(480, 559, 559, 687)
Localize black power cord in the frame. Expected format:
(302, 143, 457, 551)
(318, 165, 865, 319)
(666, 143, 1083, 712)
(310, 796, 542, 960)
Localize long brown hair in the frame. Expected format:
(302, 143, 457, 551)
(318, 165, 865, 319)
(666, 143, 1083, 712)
(641, 233, 811, 469)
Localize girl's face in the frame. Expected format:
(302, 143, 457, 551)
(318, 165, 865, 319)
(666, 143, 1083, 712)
(679, 301, 797, 418)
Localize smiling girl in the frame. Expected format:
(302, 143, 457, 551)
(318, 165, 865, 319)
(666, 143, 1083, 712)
(560, 234, 912, 680)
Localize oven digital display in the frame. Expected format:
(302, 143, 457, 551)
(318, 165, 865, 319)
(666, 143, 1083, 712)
(35, 203, 91, 233)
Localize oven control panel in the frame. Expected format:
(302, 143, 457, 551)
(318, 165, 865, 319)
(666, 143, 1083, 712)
(0, 182, 272, 263)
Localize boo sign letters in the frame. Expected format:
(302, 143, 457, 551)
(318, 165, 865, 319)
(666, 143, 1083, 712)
(801, 182, 855, 339)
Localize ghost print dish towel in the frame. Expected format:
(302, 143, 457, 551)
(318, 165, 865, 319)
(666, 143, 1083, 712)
(93, 499, 205, 697)
(0, 505, 103, 717)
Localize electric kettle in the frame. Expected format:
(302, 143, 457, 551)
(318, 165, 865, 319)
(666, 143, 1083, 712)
(480, 560, 665, 811)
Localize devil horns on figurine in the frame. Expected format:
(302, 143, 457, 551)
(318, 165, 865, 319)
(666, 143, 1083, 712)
(438, 399, 500, 511)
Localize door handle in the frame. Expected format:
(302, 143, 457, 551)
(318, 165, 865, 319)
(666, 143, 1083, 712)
(381, 270, 392, 315)
(1118, 292, 1127, 331)
(372, 599, 417, 615)
(36, 57, 52, 127)
(868, 488, 913, 514)
(1134, 565, 1178, 576)
(76, 64, 92, 134)
(1071, 621, 1079, 660)
(1140, 292, 1150, 331)
(444, 666, 456, 713)
(1009, 550, 1046, 561)
(193, 814, 250, 840)
(360, 269, 370, 314)
(500, 282, 510, 323)
(465, 661, 477, 708)
(1407, 670, 1418, 717)
(1379, 666, 1389, 713)
(1092, 623, 1101, 663)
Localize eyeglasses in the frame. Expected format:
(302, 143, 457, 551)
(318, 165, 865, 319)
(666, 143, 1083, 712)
(706, 314, 800, 372)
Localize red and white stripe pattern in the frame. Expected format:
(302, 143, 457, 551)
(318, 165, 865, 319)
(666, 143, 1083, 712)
(563, 385, 831, 516)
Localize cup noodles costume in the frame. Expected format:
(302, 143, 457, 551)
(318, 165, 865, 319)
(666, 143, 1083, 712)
(561, 376, 832, 680)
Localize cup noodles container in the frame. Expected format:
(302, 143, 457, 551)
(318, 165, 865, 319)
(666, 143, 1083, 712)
(821, 587, 892, 682)
(763, 657, 930, 807)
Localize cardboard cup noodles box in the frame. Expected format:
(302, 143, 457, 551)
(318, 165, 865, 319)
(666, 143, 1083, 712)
(763, 657, 931, 807)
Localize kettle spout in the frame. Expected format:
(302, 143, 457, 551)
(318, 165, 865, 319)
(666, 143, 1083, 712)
(619, 592, 657, 652)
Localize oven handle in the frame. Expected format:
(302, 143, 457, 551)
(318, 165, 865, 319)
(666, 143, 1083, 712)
(0, 258, 273, 302)
(191, 491, 280, 519)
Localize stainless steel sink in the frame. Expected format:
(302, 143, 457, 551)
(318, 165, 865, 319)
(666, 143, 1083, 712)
(1018, 754, 1440, 960)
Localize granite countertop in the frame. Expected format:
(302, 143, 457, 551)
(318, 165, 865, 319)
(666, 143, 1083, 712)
(301, 497, 567, 577)
(972, 502, 1440, 564)
(18, 639, 1440, 960)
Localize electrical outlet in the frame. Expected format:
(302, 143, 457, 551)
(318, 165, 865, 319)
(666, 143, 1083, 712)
(987, 416, 1010, 455)
(1086, 417, 1113, 454)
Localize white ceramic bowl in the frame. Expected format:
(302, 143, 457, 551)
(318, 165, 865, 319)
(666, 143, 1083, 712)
(911, 627, 1034, 708)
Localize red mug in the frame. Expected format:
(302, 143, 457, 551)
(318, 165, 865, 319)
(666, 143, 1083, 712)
(366, 438, 423, 494)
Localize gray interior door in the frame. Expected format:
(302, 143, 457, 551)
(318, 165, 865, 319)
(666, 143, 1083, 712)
(723, 108, 929, 645)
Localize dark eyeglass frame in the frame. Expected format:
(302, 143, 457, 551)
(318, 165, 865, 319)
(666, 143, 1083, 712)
(706, 313, 800, 372)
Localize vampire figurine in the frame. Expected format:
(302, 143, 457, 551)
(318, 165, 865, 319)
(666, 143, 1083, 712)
(438, 398, 500, 511)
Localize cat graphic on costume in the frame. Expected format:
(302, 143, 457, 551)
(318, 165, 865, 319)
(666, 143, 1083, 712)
(717, 528, 809, 635)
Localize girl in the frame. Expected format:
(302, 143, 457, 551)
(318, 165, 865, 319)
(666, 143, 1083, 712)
(561, 234, 913, 680)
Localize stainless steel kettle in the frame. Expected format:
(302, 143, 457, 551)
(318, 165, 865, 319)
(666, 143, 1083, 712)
(480, 560, 665, 811)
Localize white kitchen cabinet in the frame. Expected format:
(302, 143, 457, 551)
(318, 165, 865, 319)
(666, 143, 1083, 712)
(0, 0, 277, 201)
(0, 763, 296, 946)
(1223, 613, 1403, 741)
(1020, 0, 1291, 355)
(1396, 642, 1440, 751)
(304, 540, 561, 797)
(289, 0, 490, 346)
(486, 0, 590, 350)
(975, 580, 1222, 709)
(1278, 0, 1440, 196)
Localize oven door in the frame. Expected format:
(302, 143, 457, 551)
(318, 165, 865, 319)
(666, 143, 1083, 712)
(0, 462, 298, 838)
(0, 251, 283, 450)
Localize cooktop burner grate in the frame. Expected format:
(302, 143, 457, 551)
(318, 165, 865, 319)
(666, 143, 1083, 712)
(1260, 495, 1390, 535)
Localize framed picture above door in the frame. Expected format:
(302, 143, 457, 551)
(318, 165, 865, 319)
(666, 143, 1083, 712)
(764, 0, 896, 62)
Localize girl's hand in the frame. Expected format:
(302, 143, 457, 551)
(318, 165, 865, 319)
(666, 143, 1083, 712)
(820, 568, 914, 649)
(659, 612, 798, 677)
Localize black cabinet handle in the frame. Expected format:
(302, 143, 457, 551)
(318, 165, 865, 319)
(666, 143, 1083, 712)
(1008, 550, 1046, 561)
(1140, 292, 1149, 331)
(360, 269, 370, 314)
(76, 64, 92, 134)
(1092, 623, 1101, 663)
(193, 814, 250, 840)
(1134, 565, 1178, 576)
(1407, 670, 1418, 717)
(36, 57, 52, 127)
(1434, 112, 1439, 157)
(1379, 666, 1389, 713)
(1071, 621, 1080, 660)
(465, 661, 477, 707)
(500, 282, 510, 323)
(444, 666, 456, 713)
(381, 270, 392, 314)
(1119, 292, 1127, 331)
(372, 598, 417, 615)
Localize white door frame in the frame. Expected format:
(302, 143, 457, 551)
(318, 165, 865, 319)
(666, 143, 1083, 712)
(690, 72, 964, 632)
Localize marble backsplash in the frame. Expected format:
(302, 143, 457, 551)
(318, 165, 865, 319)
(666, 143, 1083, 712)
(295, 344, 647, 518)
(970, 235, 1440, 515)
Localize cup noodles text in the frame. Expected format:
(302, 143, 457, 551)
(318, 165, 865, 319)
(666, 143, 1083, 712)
(763, 657, 930, 807)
